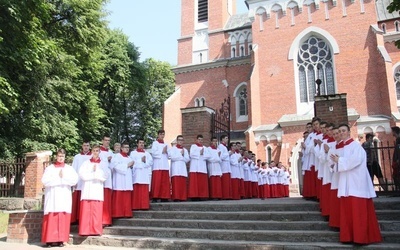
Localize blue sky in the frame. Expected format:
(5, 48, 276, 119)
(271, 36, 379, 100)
(105, 0, 248, 66)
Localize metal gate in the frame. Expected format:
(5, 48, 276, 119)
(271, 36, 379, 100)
(211, 97, 231, 142)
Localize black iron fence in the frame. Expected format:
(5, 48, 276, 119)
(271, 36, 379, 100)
(368, 141, 400, 196)
(0, 158, 26, 197)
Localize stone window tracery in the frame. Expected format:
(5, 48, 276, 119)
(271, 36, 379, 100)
(297, 36, 335, 103)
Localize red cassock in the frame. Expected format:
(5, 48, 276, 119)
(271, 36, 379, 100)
(79, 200, 103, 236)
(151, 170, 171, 199)
(302, 166, 317, 198)
(209, 176, 222, 199)
(231, 178, 241, 200)
(102, 188, 112, 225)
(221, 173, 232, 200)
(112, 190, 132, 218)
(70, 190, 81, 224)
(171, 176, 188, 201)
(188, 172, 209, 198)
(132, 184, 150, 210)
(252, 182, 259, 198)
(320, 183, 331, 216)
(42, 212, 71, 243)
(328, 189, 340, 228)
(339, 196, 382, 244)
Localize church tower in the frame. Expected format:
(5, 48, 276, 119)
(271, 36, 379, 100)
(178, 0, 236, 65)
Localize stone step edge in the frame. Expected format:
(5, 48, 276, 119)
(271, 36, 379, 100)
(70, 234, 400, 249)
(104, 225, 339, 234)
(115, 218, 330, 224)
(103, 225, 400, 235)
(135, 210, 400, 214)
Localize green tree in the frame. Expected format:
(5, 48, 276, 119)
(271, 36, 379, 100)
(388, 0, 400, 48)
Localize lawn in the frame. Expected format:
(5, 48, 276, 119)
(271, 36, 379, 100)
(0, 212, 9, 234)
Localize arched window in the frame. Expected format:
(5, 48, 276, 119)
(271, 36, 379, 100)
(234, 83, 248, 122)
(200, 97, 205, 106)
(395, 21, 400, 32)
(199, 53, 203, 63)
(381, 23, 386, 34)
(267, 146, 272, 164)
(231, 47, 236, 58)
(240, 46, 244, 56)
(297, 36, 335, 103)
(394, 67, 400, 103)
(194, 98, 200, 107)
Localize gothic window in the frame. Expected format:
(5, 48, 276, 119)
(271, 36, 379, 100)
(198, 0, 208, 23)
(231, 47, 236, 58)
(297, 36, 335, 103)
(200, 97, 205, 106)
(234, 83, 248, 122)
(238, 87, 248, 116)
(395, 21, 400, 32)
(240, 46, 244, 56)
(195, 98, 200, 107)
(381, 23, 386, 34)
(267, 146, 272, 163)
(394, 68, 400, 101)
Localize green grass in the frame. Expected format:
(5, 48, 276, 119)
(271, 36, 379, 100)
(0, 212, 9, 234)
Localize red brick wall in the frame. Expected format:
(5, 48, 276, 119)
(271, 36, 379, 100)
(7, 211, 43, 243)
(181, 107, 214, 148)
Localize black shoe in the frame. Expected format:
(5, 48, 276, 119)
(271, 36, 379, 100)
(44, 243, 52, 248)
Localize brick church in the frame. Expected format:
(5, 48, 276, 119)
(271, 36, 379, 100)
(162, 0, 400, 185)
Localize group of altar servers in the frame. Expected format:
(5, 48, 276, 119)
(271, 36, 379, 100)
(300, 117, 382, 245)
(40, 130, 292, 247)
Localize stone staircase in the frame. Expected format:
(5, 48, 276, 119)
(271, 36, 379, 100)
(71, 197, 400, 249)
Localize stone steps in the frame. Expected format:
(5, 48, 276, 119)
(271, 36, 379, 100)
(114, 218, 331, 231)
(70, 197, 400, 249)
(71, 234, 400, 250)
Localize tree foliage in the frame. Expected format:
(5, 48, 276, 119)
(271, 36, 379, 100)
(0, 0, 175, 159)
(387, 0, 400, 48)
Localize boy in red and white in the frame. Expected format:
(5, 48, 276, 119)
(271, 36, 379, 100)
(275, 162, 286, 198)
(250, 154, 259, 198)
(218, 135, 232, 200)
(330, 124, 381, 244)
(78, 145, 109, 236)
(328, 127, 343, 229)
(99, 135, 113, 226)
(42, 149, 78, 248)
(130, 138, 153, 210)
(111, 141, 134, 218)
(229, 142, 242, 200)
(168, 135, 190, 201)
(303, 118, 323, 199)
(71, 140, 91, 224)
(241, 151, 252, 198)
(151, 129, 171, 202)
(207, 136, 223, 199)
(318, 123, 335, 217)
(268, 161, 278, 198)
(282, 166, 291, 197)
(188, 134, 210, 200)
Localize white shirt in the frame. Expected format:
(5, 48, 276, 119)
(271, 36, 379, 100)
(151, 140, 170, 171)
(337, 139, 376, 198)
(218, 143, 231, 174)
(71, 152, 91, 190)
(79, 159, 108, 201)
(111, 153, 133, 191)
(42, 163, 78, 214)
(189, 144, 210, 173)
(130, 150, 153, 184)
(207, 146, 222, 177)
(99, 148, 113, 189)
(168, 146, 190, 177)
(230, 151, 241, 179)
